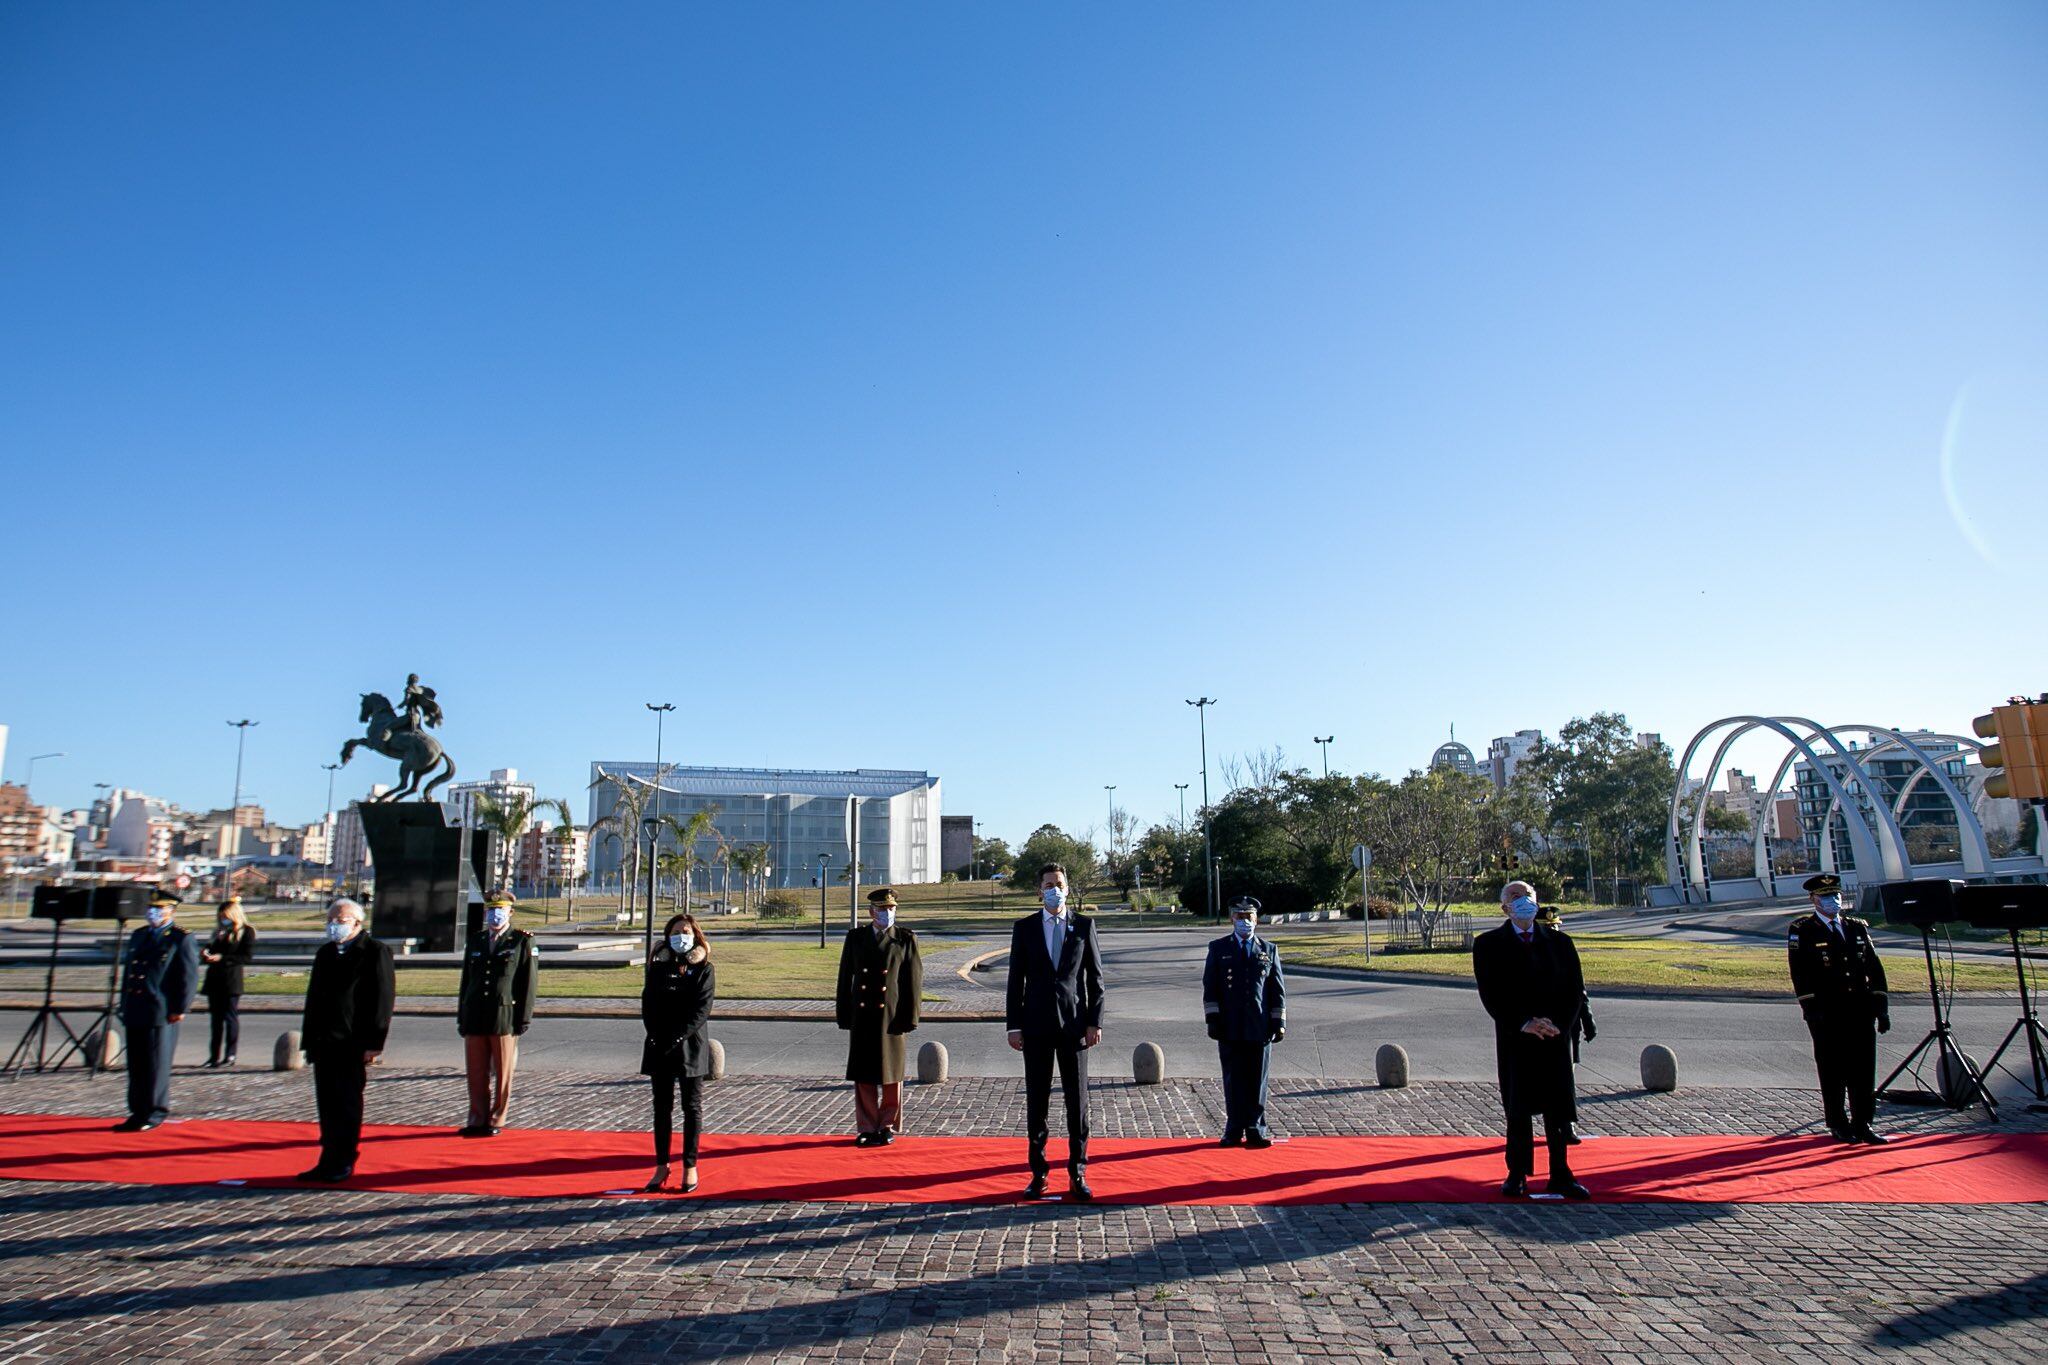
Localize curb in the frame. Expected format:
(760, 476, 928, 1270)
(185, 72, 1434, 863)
(0, 996, 1007, 1023)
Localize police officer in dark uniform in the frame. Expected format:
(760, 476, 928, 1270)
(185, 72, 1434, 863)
(1788, 873, 1891, 1144)
(835, 887, 923, 1145)
(115, 888, 200, 1131)
(1203, 895, 1287, 1147)
(456, 889, 537, 1136)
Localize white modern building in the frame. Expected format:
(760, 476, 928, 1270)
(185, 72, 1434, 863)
(584, 764, 942, 889)
(1487, 729, 1544, 790)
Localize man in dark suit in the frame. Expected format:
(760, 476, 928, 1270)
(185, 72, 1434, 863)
(1788, 872, 1891, 1144)
(298, 897, 395, 1182)
(1472, 882, 1590, 1200)
(1203, 895, 1286, 1147)
(836, 887, 923, 1145)
(1005, 862, 1106, 1201)
(115, 888, 200, 1131)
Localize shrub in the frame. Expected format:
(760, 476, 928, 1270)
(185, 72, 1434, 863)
(759, 890, 807, 921)
(1343, 897, 1400, 921)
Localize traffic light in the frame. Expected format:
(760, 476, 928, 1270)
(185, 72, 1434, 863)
(1973, 696, 2048, 801)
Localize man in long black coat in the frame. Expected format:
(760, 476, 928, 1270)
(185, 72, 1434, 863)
(1005, 862, 1106, 1201)
(836, 887, 923, 1145)
(115, 888, 200, 1131)
(298, 897, 395, 1182)
(1473, 883, 1589, 1200)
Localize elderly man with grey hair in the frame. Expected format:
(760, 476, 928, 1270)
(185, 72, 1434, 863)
(1472, 879, 1589, 1200)
(298, 898, 395, 1183)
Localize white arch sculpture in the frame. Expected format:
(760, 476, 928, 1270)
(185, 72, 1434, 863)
(1814, 731, 1991, 878)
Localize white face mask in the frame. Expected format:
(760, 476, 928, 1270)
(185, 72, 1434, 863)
(1232, 917, 1254, 937)
(670, 932, 694, 954)
(326, 921, 354, 944)
(874, 909, 895, 929)
(1042, 886, 1066, 913)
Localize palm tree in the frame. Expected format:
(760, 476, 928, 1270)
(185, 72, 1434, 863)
(589, 765, 675, 926)
(656, 808, 720, 914)
(472, 791, 574, 896)
(728, 843, 764, 913)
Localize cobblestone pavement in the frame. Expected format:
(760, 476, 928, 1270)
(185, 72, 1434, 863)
(0, 1067, 2042, 1363)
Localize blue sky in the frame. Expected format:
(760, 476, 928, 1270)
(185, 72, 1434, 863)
(2, 2, 2044, 843)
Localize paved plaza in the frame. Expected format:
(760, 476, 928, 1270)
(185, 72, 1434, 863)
(0, 1064, 2042, 1363)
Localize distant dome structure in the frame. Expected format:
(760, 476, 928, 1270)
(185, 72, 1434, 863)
(1430, 727, 1481, 778)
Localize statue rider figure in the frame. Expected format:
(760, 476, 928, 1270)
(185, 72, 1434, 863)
(399, 674, 443, 736)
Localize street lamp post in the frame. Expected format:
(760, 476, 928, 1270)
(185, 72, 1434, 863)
(225, 721, 256, 884)
(817, 853, 831, 947)
(642, 815, 661, 960)
(1186, 698, 1217, 922)
(1174, 783, 1189, 826)
(644, 702, 674, 931)
(1315, 735, 1335, 777)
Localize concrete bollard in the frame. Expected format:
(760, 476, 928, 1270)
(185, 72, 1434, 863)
(1640, 1044, 1678, 1093)
(1133, 1041, 1165, 1085)
(709, 1037, 727, 1080)
(273, 1031, 304, 1072)
(1375, 1043, 1410, 1089)
(917, 1040, 949, 1084)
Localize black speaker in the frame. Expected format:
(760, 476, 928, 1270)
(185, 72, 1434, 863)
(1866, 879, 1965, 930)
(1957, 882, 2048, 933)
(90, 884, 154, 920)
(29, 885, 90, 921)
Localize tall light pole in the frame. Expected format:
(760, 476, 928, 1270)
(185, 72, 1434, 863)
(225, 721, 257, 873)
(1315, 735, 1335, 777)
(817, 852, 831, 947)
(1186, 698, 1217, 922)
(321, 762, 342, 878)
(645, 703, 674, 932)
(23, 752, 64, 796)
(1174, 782, 1189, 825)
(973, 819, 982, 881)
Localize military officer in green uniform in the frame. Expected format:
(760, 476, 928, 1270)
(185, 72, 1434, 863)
(1788, 873, 1891, 1144)
(456, 889, 537, 1136)
(835, 887, 923, 1145)
(115, 888, 200, 1131)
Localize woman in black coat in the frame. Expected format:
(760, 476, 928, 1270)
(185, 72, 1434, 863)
(200, 898, 257, 1067)
(642, 912, 715, 1193)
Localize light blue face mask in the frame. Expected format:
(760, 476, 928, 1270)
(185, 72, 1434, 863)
(485, 907, 510, 930)
(1817, 895, 1842, 916)
(874, 909, 896, 929)
(1508, 896, 1539, 926)
(145, 908, 169, 929)
(326, 921, 352, 944)
(669, 932, 693, 954)
(1042, 886, 1067, 912)
(1232, 917, 1254, 938)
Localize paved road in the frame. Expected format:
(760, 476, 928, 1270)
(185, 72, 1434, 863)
(9, 926, 2037, 1098)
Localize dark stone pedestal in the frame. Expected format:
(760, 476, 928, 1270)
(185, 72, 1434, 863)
(358, 802, 479, 953)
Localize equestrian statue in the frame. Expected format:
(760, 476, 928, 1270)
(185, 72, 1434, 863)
(340, 674, 458, 802)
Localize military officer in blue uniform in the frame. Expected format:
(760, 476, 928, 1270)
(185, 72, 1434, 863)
(115, 887, 200, 1131)
(1788, 873, 1891, 1144)
(1202, 895, 1287, 1147)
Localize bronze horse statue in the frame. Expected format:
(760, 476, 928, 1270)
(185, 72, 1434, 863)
(340, 691, 458, 802)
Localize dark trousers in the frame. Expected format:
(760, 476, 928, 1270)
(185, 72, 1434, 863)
(651, 1071, 703, 1165)
(207, 994, 240, 1062)
(1023, 1037, 1090, 1173)
(311, 1052, 368, 1171)
(1505, 1111, 1574, 1180)
(1808, 1014, 1878, 1129)
(1218, 1040, 1272, 1138)
(124, 1021, 177, 1123)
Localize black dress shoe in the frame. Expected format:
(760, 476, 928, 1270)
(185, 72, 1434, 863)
(1245, 1132, 1274, 1149)
(112, 1118, 146, 1132)
(311, 1165, 354, 1183)
(221, 1055, 236, 1067)
(853, 1133, 877, 1147)
(1500, 1175, 1528, 1198)
(1022, 1173, 1049, 1199)
(486, 1125, 503, 1137)
(1067, 1176, 1095, 1202)
(1851, 1126, 1891, 1146)
(458, 1124, 489, 1138)
(878, 1130, 895, 1145)
(136, 1119, 162, 1132)
(1218, 1132, 1243, 1148)
(1826, 1123, 1855, 1143)
(1565, 1124, 1583, 1146)
(1547, 1177, 1592, 1201)
(296, 1166, 334, 1182)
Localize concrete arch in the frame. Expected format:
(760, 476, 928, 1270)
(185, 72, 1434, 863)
(1816, 730, 1990, 877)
(1668, 716, 1905, 897)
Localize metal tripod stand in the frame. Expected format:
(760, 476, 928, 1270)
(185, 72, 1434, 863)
(1878, 926, 1998, 1121)
(2, 920, 93, 1078)
(1982, 929, 2048, 1113)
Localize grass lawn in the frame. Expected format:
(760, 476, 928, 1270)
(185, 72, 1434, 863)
(1270, 927, 2020, 994)
(224, 935, 968, 1000)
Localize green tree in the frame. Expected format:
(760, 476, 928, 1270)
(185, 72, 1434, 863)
(1517, 714, 1676, 901)
(971, 835, 1015, 880)
(1365, 766, 1491, 946)
(1015, 824, 1098, 895)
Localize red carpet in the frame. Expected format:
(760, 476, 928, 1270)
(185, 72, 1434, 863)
(0, 1113, 2043, 1205)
